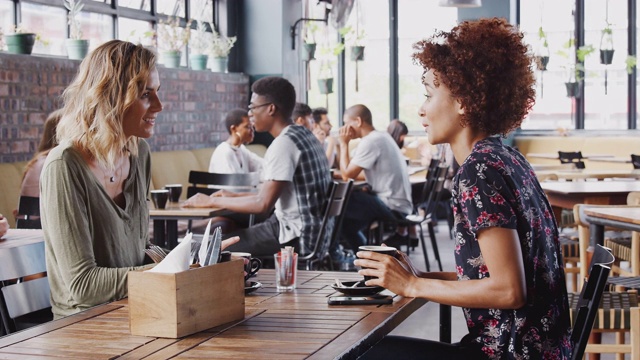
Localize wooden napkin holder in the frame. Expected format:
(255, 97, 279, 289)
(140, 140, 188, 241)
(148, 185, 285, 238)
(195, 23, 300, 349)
(128, 258, 245, 338)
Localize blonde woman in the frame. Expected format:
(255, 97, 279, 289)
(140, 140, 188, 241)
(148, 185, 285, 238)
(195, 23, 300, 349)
(40, 40, 238, 319)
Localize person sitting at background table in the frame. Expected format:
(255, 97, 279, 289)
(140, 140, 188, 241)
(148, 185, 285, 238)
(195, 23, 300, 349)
(292, 102, 314, 130)
(0, 213, 8, 237)
(356, 18, 572, 359)
(337, 104, 413, 253)
(209, 108, 263, 174)
(312, 107, 338, 168)
(387, 119, 408, 149)
(183, 77, 332, 258)
(39, 40, 239, 319)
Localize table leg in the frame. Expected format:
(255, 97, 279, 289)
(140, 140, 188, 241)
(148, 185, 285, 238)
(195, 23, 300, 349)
(167, 220, 178, 249)
(439, 304, 451, 343)
(153, 220, 166, 248)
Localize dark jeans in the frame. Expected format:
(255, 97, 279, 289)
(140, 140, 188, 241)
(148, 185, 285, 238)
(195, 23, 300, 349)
(358, 336, 485, 360)
(222, 214, 302, 257)
(222, 214, 283, 257)
(339, 191, 405, 252)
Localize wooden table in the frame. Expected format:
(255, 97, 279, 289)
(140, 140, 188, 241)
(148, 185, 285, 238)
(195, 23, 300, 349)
(527, 153, 614, 160)
(541, 180, 640, 210)
(588, 157, 632, 164)
(149, 202, 228, 249)
(535, 169, 640, 182)
(0, 270, 428, 359)
(585, 206, 640, 248)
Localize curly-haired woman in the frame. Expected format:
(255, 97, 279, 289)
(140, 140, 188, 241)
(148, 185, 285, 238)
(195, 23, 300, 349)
(40, 40, 238, 319)
(357, 18, 572, 359)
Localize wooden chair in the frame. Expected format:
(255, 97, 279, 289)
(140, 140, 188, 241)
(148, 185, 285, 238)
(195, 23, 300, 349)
(559, 151, 585, 169)
(630, 154, 640, 169)
(299, 180, 353, 270)
(15, 196, 41, 229)
(603, 192, 640, 277)
(0, 240, 52, 335)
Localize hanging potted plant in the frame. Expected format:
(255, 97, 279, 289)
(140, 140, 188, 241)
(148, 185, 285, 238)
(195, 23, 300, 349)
(599, 24, 614, 65)
(3, 25, 40, 55)
(534, 26, 550, 71)
(189, 20, 210, 71)
(156, 16, 192, 68)
(63, 0, 89, 60)
(208, 24, 236, 73)
(340, 25, 366, 62)
(558, 38, 594, 98)
(301, 22, 318, 62)
(316, 41, 344, 95)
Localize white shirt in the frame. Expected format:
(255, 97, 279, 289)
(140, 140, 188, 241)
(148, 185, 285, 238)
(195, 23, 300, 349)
(208, 142, 263, 174)
(351, 130, 412, 214)
(262, 126, 303, 244)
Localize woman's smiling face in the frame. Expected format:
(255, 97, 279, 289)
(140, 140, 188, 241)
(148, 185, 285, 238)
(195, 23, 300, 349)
(418, 69, 464, 145)
(122, 68, 162, 139)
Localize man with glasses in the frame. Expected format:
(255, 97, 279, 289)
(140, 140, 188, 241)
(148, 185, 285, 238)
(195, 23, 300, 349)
(183, 77, 332, 257)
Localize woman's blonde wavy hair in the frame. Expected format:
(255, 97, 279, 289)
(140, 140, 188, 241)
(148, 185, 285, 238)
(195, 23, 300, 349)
(57, 40, 157, 171)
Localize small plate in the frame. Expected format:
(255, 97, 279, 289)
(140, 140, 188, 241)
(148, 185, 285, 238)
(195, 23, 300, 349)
(331, 281, 384, 296)
(245, 281, 262, 295)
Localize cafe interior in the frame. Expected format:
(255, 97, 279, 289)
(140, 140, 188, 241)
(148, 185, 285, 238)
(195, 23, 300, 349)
(1, 0, 640, 358)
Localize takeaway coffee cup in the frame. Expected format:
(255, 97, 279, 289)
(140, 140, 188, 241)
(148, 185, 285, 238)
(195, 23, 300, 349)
(358, 245, 398, 281)
(231, 252, 261, 281)
(150, 190, 169, 209)
(165, 184, 183, 202)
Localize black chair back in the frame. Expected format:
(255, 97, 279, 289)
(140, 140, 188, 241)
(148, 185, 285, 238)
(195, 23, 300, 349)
(15, 196, 41, 229)
(570, 244, 615, 360)
(630, 154, 640, 169)
(558, 151, 585, 169)
(187, 171, 260, 197)
(299, 180, 353, 270)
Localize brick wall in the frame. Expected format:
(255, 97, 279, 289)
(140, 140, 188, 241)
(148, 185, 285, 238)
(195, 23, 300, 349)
(0, 52, 249, 163)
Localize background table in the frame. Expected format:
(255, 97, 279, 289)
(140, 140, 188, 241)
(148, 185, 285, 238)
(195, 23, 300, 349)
(0, 270, 427, 359)
(149, 202, 228, 249)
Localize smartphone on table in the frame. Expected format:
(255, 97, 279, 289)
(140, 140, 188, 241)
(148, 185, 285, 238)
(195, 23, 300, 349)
(327, 295, 393, 305)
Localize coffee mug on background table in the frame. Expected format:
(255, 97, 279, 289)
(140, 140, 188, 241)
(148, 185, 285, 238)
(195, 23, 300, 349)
(165, 184, 183, 202)
(231, 252, 261, 281)
(358, 245, 398, 281)
(150, 190, 169, 209)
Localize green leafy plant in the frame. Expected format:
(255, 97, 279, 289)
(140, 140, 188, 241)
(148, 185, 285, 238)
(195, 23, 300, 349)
(557, 38, 595, 82)
(156, 16, 193, 53)
(207, 23, 236, 58)
(538, 26, 549, 49)
(626, 55, 637, 74)
(63, 0, 84, 40)
(304, 22, 319, 44)
(339, 25, 366, 46)
(190, 20, 211, 55)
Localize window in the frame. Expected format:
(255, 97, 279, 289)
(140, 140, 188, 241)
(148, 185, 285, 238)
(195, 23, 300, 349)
(398, 0, 457, 131)
(0, 1, 12, 33)
(21, 2, 67, 56)
(119, 17, 154, 46)
(305, 1, 341, 126)
(118, 0, 150, 11)
(583, 1, 628, 130)
(519, 0, 576, 130)
(343, 0, 390, 131)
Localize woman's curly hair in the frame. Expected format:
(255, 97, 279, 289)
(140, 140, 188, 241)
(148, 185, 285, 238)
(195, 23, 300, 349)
(412, 18, 535, 136)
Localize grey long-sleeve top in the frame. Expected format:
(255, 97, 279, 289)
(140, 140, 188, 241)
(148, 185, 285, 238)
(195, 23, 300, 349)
(40, 140, 151, 319)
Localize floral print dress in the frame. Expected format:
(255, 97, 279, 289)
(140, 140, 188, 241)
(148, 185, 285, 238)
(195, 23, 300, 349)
(451, 137, 573, 359)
